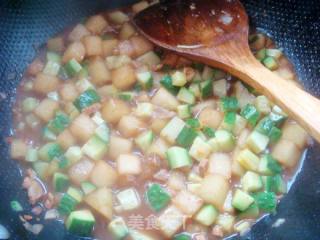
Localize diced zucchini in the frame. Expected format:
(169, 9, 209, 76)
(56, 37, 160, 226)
(232, 189, 255, 211)
(53, 172, 70, 192)
(118, 91, 135, 102)
(137, 71, 153, 90)
(262, 175, 287, 194)
(268, 126, 282, 143)
(160, 75, 180, 95)
(137, 51, 161, 67)
(202, 65, 214, 80)
(108, 217, 129, 240)
(177, 87, 195, 104)
(26, 147, 38, 162)
(42, 127, 56, 141)
(220, 97, 239, 112)
(189, 82, 201, 99)
(95, 123, 110, 143)
(38, 143, 63, 162)
(269, 112, 286, 127)
(266, 49, 283, 59)
(81, 182, 97, 195)
(160, 117, 186, 144)
(189, 137, 212, 161)
(22, 97, 39, 112)
(176, 126, 198, 148)
(194, 204, 218, 226)
(43, 52, 61, 76)
(64, 59, 83, 77)
(262, 57, 278, 70)
(237, 149, 260, 172)
(58, 193, 78, 215)
(254, 96, 271, 115)
(167, 146, 192, 169)
(246, 131, 269, 154)
(32, 161, 49, 179)
(233, 114, 247, 135)
(73, 89, 101, 112)
(135, 130, 154, 152)
(238, 202, 259, 219)
(221, 111, 236, 131)
(258, 154, 282, 175)
(173, 233, 192, 240)
(186, 118, 201, 130)
(255, 117, 274, 136)
(65, 146, 82, 165)
(82, 135, 108, 161)
(172, 71, 187, 87)
(147, 183, 171, 212)
(251, 191, 277, 212)
(177, 105, 192, 119)
(116, 188, 141, 211)
(135, 103, 153, 118)
(216, 214, 235, 233)
(215, 130, 235, 152)
(200, 80, 213, 98)
(66, 210, 95, 237)
(47, 112, 70, 134)
(130, 230, 157, 240)
(213, 79, 227, 97)
(255, 48, 266, 61)
(67, 187, 83, 203)
(203, 126, 215, 138)
(76, 78, 95, 93)
(157, 205, 184, 238)
(241, 171, 262, 192)
(240, 104, 260, 127)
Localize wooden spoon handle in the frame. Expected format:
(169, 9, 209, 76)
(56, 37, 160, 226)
(231, 55, 320, 142)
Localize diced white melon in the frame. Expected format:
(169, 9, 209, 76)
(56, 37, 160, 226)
(172, 190, 203, 216)
(281, 121, 308, 149)
(160, 117, 185, 144)
(117, 154, 142, 175)
(148, 138, 169, 159)
(271, 139, 301, 168)
(156, 205, 184, 238)
(90, 161, 118, 187)
(116, 188, 141, 211)
(207, 153, 232, 179)
(189, 137, 212, 161)
(167, 171, 186, 191)
(246, 131, 269, 154)
(84, 187, 113, 220)
(151, 88, 179, 111)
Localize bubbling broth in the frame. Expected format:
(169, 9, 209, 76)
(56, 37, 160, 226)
(10, 1, 310, 239)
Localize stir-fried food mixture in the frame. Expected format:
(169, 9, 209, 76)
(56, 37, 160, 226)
(10, 1, 310, 239)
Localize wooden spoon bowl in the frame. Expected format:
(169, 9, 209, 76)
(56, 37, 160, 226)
(133, 0, 320, 142)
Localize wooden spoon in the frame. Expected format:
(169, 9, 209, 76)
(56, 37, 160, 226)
(133, 0, 320, 142)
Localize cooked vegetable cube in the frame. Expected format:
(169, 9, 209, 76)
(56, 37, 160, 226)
(38, 143, 63, 162)
(160, 75, 180, 95)
(186, 118, 201, 129)
(116, 188, 141, 211)
(102, 98, 130, 124)
(251, 191, 277, 212)
(167, 171, 186, 191)
(194, 204, 218, 226)
(135, 103, 153, 118)
(220, 97, 238, 112)
(177, 105, 192, 119)
(246, 131, 269, 154)
(263, 57, 279, 70)
(90, 161, 118, 187)
(53, 172, 70, 192)
(117, 154, 142, 175)
(65, 146, 82, 165)
(236, 149, 260, 172)
(66, 210, 95, 237)
(148, 138, 169, 159)
(213, 79, 227, 98)
(166, 146, 192, 169)
(241, 171, 263, 192)
(68, 159, 95, 185)
(81, 182, 97, 195)
(160, 117, 186, 144)
(208, 153, 232, 179)
(47, 112, 70, 134)
(151, 88, 179, 111)
(85, 15, 108, 34)
(57, 129, 76, 150)
(240, 104, 260, 126)
(216, 213, 235, 233)
(198, 108, 223, 129)
(268, 126, 282, 143)
(255, 117, 274, 136)
(147, 183, 171, 212)
(137, 71, 153, 90)
(172, 190, 203, 216)
(271, 139, 301, 168)
(177, 87, 195, 104)
(118, 115, 145, 138)
(108, 135, 133, 160)
(70, 114, 97, 143)
(108, 217, 129, 240)
(58, 193, 78, 215)
(88, 57, 111, 85)
(82, 136, 108, 160)
(156, 205, 185, 238)
(33, 98, 59, 122)
(189, 136, 212, 161)
(258, 154, 282, 175)
(176, 126, 198, 148)
(262, 175, 287, 194)
(33, 73, 60, 95)
(112, 64, 137, 90)
(198, 174, 229, 210)
(238, 202, 259, 219)
(64, 59, 83, 77)
(232, 189, 255, 211)
(281, 122, 308, 149)
(215, 130, 235, 152)
(84, 187, 113, 220)
(172, 71, 187, 87)
(73, 89, 101, 112)
(254, 96, 271, 115)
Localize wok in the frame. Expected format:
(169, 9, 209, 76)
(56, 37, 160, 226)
(0, 0, 319, 239)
